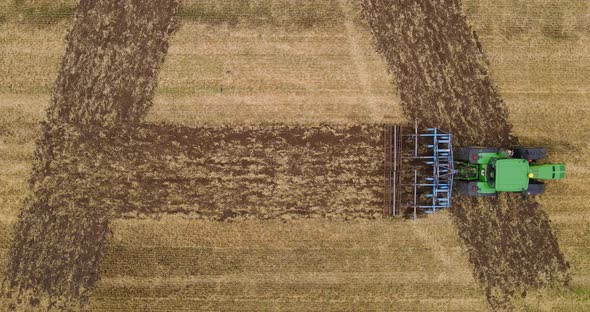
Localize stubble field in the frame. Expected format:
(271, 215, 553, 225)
(0, 0, 589, 310)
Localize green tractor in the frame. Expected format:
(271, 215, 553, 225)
(454, 147, 566, 197)
(383, 124, 567, 217)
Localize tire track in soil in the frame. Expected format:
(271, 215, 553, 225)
(1, 0, 180, 310)
(361, 0, 569, 309)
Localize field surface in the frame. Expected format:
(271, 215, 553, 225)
(1, 0, 589, 310)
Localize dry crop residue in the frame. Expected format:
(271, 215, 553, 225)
(1, 0, 179, 310)
(362, 0, 569, 309)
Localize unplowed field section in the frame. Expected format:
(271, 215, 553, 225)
(0, 23, 403, 125)
(88, 217, 488, 311)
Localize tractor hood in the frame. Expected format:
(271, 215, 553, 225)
(494, 159, 529, 192)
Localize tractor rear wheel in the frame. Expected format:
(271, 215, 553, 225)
(456, 181, 476, 196)
(513, 147, 547, 161)
(455, 181, 495, 197)
(525, 182, 545, 195)
(455, 147, 499, 164)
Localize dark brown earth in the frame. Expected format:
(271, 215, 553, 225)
(110, 123, 383, 220)
(1, 0, 179, 310)
(362, 0, 515, 147)
(362, 0, 569, 309)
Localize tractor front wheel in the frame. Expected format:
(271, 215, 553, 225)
(525, 182, 545, 195)
(513, 147, 547, 161)
(455, 181, 495, 197)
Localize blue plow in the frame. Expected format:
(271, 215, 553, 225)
(384, 123, 455, 219)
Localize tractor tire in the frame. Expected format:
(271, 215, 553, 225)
(455, 147, 499, 164)
(513, 147, 547, 161)
(455, 181, 495, 197)
(525, 182, 545, 195)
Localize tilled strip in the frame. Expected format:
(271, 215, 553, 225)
(21, 124, 384, 221)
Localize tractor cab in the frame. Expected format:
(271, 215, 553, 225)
(487, 158, 529, 192)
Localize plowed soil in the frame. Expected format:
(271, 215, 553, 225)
(112, 123, 383, 220)
(362, 0, 569, 309)
(29, 123, 384, 220)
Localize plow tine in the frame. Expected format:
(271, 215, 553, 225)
(384, 125, 393, 216)
(384, 125, 402, 216)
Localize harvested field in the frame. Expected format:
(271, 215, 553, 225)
(362, 0, 569, 309)
(1, 0, 589, 311)
(450, 195, 570, 307)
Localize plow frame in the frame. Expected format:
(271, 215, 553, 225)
(384, 123, 455, 219)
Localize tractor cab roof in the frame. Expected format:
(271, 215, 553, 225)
(491, 158, 529, 192)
